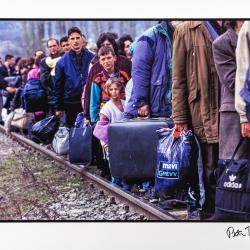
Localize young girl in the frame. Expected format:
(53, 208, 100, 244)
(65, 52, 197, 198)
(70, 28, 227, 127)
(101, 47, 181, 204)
(93, 77, 129, 189)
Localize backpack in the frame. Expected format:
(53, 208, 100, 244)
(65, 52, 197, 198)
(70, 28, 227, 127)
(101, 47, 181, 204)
(23, 78, 48, 112)
(214, 138, 250, 221)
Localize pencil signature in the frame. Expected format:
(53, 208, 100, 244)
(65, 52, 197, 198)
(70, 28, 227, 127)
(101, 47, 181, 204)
(226, 226, 250, 238)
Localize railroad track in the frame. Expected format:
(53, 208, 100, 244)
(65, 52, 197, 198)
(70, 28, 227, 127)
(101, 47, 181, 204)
(0, 124, 187, 220)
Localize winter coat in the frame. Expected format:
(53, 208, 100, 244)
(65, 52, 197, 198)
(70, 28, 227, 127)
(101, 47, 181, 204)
(82, 55, 131, 120)
(125, 21, 173, 118)
(235, 21, 250, 124)
(172, 21, 219, 144)
(212, 28, 245, 159)
(54, 48, 95, 110)
(0, 65, 15, 89)
(213, 28, 237, 112)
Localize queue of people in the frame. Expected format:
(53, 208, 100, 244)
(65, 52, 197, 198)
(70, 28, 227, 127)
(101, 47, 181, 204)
(0, 20, 250, 221)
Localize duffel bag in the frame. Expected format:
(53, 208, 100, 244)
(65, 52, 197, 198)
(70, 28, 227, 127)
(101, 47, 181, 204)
(214, 138, 250, 221)
(52, 126, 70, 155)
(31, 115, 59, 144)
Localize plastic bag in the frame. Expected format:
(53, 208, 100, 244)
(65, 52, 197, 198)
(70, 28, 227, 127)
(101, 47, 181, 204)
(155, 128, 205, 208)
(154, 128, 193, 198)
(31, 115, 59, 144)
(52, 126, 70, 155)
(1, 108, 8, 122)
(4, 111, 14, 133)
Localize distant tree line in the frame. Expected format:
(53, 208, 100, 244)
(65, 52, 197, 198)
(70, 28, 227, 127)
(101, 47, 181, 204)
(19, 20, 157, 57)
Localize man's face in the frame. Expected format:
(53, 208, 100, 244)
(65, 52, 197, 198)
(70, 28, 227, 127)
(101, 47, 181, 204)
(69, 32, 85, 53)
(61, 41, 70, 53)
(99, 52, 116, 73)
(47, 40, 60, 56)
(7, 57, 15, 67)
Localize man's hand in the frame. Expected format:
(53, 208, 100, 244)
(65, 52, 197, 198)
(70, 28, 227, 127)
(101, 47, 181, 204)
(174, 123, 188, 132)
(6, 87, 17, 94)
(55, 111, 64, 117)
(85, 119, 91, 126)
(241, 122, 250, 137)
(138, 105, 149, 117)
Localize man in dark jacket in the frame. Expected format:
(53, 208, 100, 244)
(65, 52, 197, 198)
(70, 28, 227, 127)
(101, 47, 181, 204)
(0, 54, 15, 122)
(40, 38, 61, 114)
(213, 21, 247, 160)
(54, 27, 94, 127)
(60, 36, 70, 55)
(124, 21, 174, 118)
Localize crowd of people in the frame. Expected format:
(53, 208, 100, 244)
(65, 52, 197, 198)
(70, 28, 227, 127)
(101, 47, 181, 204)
(0, 20, 250, 220)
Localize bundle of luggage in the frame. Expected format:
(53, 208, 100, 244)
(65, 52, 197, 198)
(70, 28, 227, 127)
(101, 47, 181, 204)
(30, 113, 92, 165)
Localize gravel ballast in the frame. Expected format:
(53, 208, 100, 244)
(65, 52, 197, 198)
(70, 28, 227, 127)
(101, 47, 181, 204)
(0, 132, 146, 221)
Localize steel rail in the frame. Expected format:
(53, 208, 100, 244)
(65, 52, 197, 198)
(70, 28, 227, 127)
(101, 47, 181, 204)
(0, 125, 181, 220)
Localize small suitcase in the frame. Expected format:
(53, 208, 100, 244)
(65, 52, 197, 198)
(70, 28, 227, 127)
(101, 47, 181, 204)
(108, 118, 173, 180)
(69, 126, 92, 164)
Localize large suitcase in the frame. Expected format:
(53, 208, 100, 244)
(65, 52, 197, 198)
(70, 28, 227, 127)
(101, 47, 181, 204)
(108, 118, 173, 180)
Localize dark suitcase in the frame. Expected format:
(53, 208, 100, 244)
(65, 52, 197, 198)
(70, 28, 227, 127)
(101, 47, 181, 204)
(108, 118, 173, 180)
(69, 126, 92, 164)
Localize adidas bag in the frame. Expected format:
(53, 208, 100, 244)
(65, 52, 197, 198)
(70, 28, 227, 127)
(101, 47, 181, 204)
(23, 78, 48, 112)
(214, 138, 250, 221)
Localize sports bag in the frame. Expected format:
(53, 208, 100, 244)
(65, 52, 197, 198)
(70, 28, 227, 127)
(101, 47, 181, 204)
(23, 78, 48, 112)
(214, 138, 250, 221)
